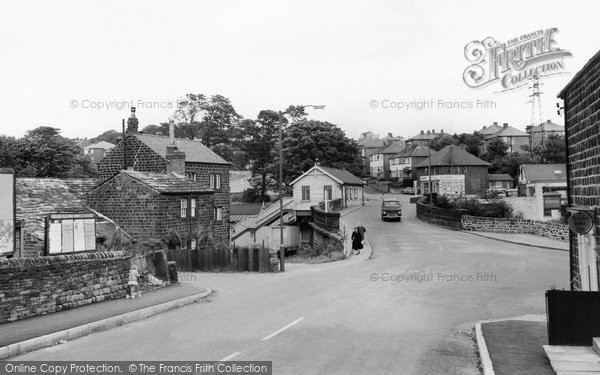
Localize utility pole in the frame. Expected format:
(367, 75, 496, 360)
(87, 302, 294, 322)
(428, 141, 432, 205)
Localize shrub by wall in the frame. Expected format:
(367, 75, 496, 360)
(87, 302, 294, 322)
(461, 215, 569, 242)
(0, 251, 130, 323)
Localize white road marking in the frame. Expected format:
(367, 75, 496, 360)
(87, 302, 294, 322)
(262, 317, 304, 341)
(220, 352, 241, 361)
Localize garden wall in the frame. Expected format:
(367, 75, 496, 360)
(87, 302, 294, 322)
(0, 251, 130, 323)
(461, 215, 569, 242)
(415, 201, 466, 230)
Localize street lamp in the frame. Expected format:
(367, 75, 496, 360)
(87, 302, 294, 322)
(278, 104, 326, 272)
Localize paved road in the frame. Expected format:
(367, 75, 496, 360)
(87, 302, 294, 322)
(15, 194, 569, 374)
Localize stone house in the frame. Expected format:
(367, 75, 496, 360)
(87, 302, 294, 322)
(558, 49, 600, 291)
(97, 107, 230, 244)
(414, 145, 491, 195)
(88, 170, 215, 250)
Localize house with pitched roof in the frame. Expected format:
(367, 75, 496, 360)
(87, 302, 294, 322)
(414, 145, 491, 195)
(97, 107, 230, 245)
(390, 144, 437, 180)
(488, 174, 514, 191)
(368, 142, 406, 178)
(83, 141, 115, 166)
(479, 122, 504, 137)
(527, 119, 565, 147)
(88, 170, 215, 250)
(406, 129, 445, 146)
(358, 138, 386, 175)
(483, 123, 529, 153)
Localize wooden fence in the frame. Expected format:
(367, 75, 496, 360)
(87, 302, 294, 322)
(166, 246, 273, 273)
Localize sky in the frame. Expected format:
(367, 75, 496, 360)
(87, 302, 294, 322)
(1, 0, 599, 141)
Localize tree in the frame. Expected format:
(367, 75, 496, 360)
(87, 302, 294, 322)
(455, 131, 484, 157)
(239, 112, 285, 201)
(536, 134, 566, 163)
(0, 135, 19, 168)
(281, 120, 362, 184)
(429, 134, 458, 151)
(16, 126, 85, 177)
(88, 130, 122, 145)
(484, 138, 509, 160)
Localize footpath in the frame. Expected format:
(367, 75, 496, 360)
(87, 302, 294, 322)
(0, 284, 212, 359)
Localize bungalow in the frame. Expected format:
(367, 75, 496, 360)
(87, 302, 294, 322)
(290, 165, 366, 213)
(414, 145, 491, 195)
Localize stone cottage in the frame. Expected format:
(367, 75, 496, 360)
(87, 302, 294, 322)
(97, 107, 231, 245)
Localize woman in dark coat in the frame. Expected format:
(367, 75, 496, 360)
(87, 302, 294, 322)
(351, 227, 363, 254)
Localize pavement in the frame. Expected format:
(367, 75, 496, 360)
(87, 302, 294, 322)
(476, 315, 555, 375)
(0, 284, 212, 359)
(463, 230, 569, 251)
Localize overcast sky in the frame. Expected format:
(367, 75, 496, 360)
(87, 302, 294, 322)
(1, 0, 599, 140)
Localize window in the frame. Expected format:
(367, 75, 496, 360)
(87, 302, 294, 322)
(191, 237, 197, 250)
(324, 185, 332, 200)
(354, 188, 358, 199)
(214, 207, 223, 221)
(185, 172, 197, 182)
(209, 173, 222, 189)
(301, 186, 310, 201)
(191, 198, 197, 217)
(180, 198, 188, 217)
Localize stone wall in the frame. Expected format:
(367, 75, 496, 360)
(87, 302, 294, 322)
(0, 251, 129, 323)
(415, 201, 466, 230)
(461, 215, 569, 242)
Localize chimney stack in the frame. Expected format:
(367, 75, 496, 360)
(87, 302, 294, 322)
(169, 119, 175, 145)
(493, 122, 498, 126)
(126, 107, 139, 134)
(427, 130, 430, 134)
(420, 130, 424, 134)
(432, 129, 435, 133)
(503, 123, 508, 128)
(441, 129, 444, 134)
(547, 119, 551, 123)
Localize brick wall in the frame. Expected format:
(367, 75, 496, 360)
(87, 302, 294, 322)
(560, 52, 600, 290)
(415, 201, 466, 230)
(461, 215, 569, 242)
(88, 173, 214, 247)
(0, 251, 129, 323)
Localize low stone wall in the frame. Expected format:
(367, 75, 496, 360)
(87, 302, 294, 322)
(461, 215, 569, 242)
(310, 223, 344, 250)
(0, 251, 130, 323)
(416, 201, 466, 230)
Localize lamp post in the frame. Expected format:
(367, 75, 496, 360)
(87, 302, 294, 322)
(428, 141, 433, 205)
(278, 104, 325, 272)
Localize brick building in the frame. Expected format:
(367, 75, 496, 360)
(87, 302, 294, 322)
(414, 145, 491, 195)
(97, 108, 231, 244)
(558, 49, 600, 291)
(88, 170, 215, 249)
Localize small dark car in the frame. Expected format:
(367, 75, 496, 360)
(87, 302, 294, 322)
(381, 198, 402, 221)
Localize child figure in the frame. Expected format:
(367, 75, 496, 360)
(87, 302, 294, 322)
(127, 264, 142, 299)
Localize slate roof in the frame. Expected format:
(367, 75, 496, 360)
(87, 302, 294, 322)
(408, 131, 443, 141)
(414, 145, 491, 168)
(480, 123, 504, 136)
(135, 133, 229, 165)
(488, 174, 514, 181)
(528, 121, 564, 133)
(378, 142, 405, 154)
(84, 141, 115, 151)
(16, 178, 130, 245)
(488, 125, 528, 138)
(230, 203, 266, 216)
(391, 144, 435, 159)
(358, 138, 386, 148)
(118, 170, 214, 194)
(290, 165, 365, 186)
(520, 164, 566, 183)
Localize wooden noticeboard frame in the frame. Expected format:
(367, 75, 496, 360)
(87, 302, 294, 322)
(45, 213, 97, 255)
(0, 168, 16, 257)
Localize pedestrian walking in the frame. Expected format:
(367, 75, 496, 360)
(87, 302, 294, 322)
(357, 224, 366, 242)
(351, 227, 363, 255)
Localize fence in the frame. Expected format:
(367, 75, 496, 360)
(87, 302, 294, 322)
(166, 246, 273, 273)
(311, 205, 340, 231)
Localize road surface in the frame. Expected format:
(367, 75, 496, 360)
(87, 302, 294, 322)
(15, 194, 569, 374)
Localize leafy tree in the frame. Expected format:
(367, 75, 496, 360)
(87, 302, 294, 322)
(16, 126, 85, 177)
(455, 131, 484, 157)
(536, 134, 566, 163)
(281, 120, 361, 184)
(483, 138, 509, 160)
(88, 130, 122, 145)
(429, 134, 458, 151)
(0, 136, 19, 167)
(240, 112, 286, 201)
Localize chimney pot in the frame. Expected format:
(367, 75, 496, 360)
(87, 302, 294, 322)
(547, 119, 551, 123)
(126, 107, 139, 134)
(169, 119, 175, 145)
(493, 122, 498, 125)
(503, 123, 508, 128)
(420, 130, 424, 134)
(441, 129, 444, 134)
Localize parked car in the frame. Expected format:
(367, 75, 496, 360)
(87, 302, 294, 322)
(381, 198, 402, 221)
(401, 187, 414, 195)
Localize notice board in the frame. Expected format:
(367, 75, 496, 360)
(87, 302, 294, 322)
(46, 213, 97, 254)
